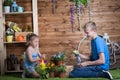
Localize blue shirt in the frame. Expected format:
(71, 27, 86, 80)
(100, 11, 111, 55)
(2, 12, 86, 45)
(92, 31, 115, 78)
(24, 53, 39, 67)
(91, 36, 110, 70)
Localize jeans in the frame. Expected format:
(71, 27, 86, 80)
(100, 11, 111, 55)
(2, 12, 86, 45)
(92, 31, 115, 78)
(69, 66, 107, 78)
(24, 66, 36, 75)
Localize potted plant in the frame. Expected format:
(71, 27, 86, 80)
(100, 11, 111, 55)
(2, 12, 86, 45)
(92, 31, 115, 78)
(6, 28, 14, 42)
(3, 0, 12, 13)
(50, 51, 66, 65)
(36, 59, 49, 79)
(56, 65, 66, 78)
(47, 62, 55, 78)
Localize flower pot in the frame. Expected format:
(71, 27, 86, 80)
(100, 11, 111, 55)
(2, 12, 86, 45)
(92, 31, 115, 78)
(14, 64, 20, 71)
(59, 72, 66, 78)
(55, 60, 64, 66)
(50, 72, 55, 78)
(6, 35, 13, 42)
(4, 6, 10, 13)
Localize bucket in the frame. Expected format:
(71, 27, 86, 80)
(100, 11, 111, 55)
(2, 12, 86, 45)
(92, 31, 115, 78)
(4, 6, 10, 13)
(14, 64, 20, 71)
(6, 35, 13, 42)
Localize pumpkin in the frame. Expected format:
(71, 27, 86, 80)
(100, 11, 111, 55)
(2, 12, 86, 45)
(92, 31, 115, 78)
(16, 34, 25, 41)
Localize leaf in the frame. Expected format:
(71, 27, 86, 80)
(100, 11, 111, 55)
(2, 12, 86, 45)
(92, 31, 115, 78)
(70, 0, 88, 7)
(69, 0, 75, 2)
(80, 0, 88, 7)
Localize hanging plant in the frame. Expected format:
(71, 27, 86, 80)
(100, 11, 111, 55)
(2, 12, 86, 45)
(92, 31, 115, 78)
(70, 0, 91, 31)
(52, 0, 57, 14)
(70, 4, 75, 32)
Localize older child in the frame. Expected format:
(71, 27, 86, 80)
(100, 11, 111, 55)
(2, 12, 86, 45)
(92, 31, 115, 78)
(69, 21, 113, 80)
(24, 33, 41, 78)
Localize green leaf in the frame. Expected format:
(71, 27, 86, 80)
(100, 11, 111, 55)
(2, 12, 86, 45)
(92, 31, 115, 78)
(70, 0, 88, 7)
(80, 0, 88, 7)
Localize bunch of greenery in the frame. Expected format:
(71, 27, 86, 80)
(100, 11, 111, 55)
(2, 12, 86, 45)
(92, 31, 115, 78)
(70, 0, 88, 7)
(36, 59, 49, 79)
(3, 0, 12, 6)
(6, 28, 14, 36)
(56, 65, 66, 73)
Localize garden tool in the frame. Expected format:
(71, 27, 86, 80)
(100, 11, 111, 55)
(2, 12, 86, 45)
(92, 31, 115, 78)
(12, 24, 22, 32)
(72, 35, 87, 64)
(103, 33, 120, 65)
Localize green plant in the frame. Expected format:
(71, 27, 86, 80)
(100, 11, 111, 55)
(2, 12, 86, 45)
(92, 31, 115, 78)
(70, 0, 88, 7)
(36, 59, 49, 79)
(51, 51, 66, 61)
(3, 0, 12, 6)
(47, 62, 55, 72)
(6, 28, 14, 35)
(69, 0, 90, 31)
(56, 65, 66, 73)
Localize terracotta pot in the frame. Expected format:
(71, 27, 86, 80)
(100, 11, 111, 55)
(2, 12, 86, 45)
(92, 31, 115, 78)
(56, 60, 64, 66)
(59, 72, 66, 78)
(50, 72, 55, 78)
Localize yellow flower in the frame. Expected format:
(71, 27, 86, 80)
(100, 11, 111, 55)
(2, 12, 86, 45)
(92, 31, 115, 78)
(39, 59, 47, 70)
(51, 63, 55, 67)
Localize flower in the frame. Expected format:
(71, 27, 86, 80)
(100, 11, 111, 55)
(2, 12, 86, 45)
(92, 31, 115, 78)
(5, 21, 22, 36)
(50, 51, 66, 61)
(47, 62, 55, 72)
(36, 59, 49, 79)
(56, 65, 66, 73)
(6, 28, 14, 35)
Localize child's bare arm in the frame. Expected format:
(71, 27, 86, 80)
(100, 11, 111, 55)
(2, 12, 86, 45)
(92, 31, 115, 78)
(79, 53, 90, 60)
(26, 49, 39, 62)
(38, 50, 42, 59)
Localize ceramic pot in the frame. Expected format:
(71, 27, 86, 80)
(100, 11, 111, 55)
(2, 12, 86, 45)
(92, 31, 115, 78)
(6, 35, 13, 42)
(4, 6, 10, 13)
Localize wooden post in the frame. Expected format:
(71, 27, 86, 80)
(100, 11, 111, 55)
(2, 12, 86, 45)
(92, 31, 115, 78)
(32, 0, 38, 35)
(0, 1, 2, 18)
(0, 0, 6, 75)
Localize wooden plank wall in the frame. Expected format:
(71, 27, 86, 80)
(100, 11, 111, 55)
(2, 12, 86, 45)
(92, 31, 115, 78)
(5, 0, 120, 67)
(38, 0, 120, 66)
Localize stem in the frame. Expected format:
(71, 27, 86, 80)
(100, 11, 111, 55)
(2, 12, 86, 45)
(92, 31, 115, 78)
(76, 0, 81, 31)
(70, 4, 75, 32)
(87, 0, 91, 21)
(52, 0, 56, 14)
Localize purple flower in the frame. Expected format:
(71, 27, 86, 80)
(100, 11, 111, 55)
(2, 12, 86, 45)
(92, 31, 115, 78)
(44, 60, 47, 64)
(52, 0, 56, 3)
(70, 4, 74, 13)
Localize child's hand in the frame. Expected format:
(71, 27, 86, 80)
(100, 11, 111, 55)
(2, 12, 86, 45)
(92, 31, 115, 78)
(41, 54, 46, 59)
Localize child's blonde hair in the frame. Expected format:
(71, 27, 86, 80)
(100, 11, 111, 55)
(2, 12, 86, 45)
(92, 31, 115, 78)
(26, 33, 39, 45)
(83, 21, 97, 31)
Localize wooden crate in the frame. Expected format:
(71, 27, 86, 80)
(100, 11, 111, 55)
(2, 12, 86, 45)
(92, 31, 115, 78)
(66, 65, 73, 76)
(15, 32, 32, 42)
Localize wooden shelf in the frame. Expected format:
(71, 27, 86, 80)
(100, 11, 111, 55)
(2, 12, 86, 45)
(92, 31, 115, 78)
(4, 41, 26, 44)
(3, 11, 33, 15)
(5, 70, 23, 73)
(0, 0, 38, 74)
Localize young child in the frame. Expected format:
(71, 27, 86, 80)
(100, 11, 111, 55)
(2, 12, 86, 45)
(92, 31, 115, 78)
(23, 33, 41, 78)
(69, 21, 113, 80)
